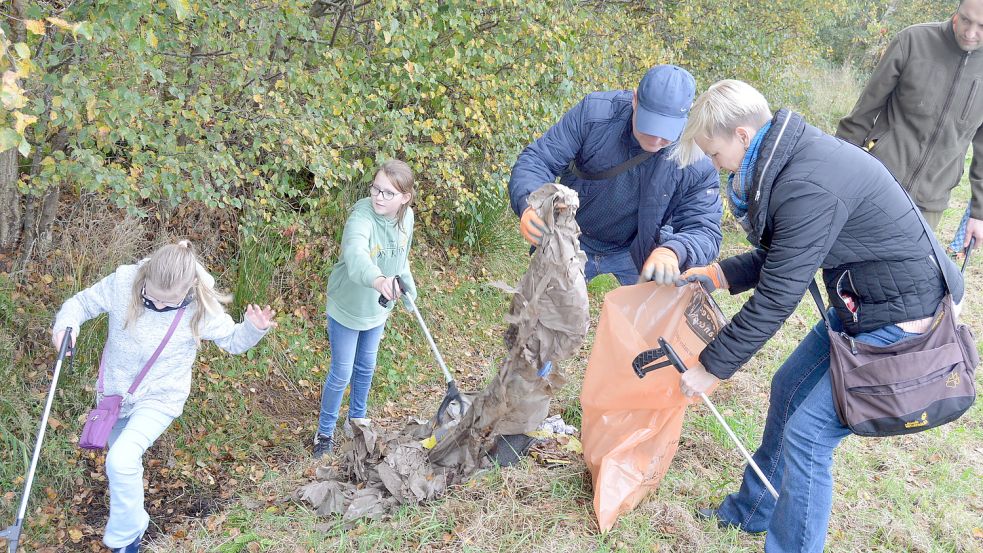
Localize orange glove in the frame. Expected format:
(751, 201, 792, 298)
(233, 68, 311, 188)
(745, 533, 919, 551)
(639, 247, 680, 285)
(674, 263, 728, 292)
(520, 206, 547, 245)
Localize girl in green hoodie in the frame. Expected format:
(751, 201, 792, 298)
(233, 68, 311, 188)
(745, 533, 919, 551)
(315, 160, 417, 457)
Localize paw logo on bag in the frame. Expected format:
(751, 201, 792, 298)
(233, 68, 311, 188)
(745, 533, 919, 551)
(904, 412, 929, 429)
(945, 372, 961, 388)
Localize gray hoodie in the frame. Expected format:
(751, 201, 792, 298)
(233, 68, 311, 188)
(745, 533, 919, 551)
(54, 263, 268, 418)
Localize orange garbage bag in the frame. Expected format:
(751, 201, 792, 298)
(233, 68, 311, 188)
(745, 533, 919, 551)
(581, 282, 727, 532)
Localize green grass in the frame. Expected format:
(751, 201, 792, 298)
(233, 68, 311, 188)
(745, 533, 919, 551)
(4, 81, 983, 551)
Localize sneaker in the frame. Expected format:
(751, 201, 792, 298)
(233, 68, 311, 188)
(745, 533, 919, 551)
(343, 417, 371, 438)
(112, 535, 141, 552)
(313, 433, 334, 458)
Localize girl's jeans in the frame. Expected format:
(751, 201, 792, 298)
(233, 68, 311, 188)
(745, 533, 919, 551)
(103, 407, 174, 549)
(713, 312, 916, 552)
(318, 316, 386, 437)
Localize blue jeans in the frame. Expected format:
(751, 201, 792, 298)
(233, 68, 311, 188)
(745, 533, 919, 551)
(713, 312, 915, 551)
(318, 317, 386, 437)
(583, 247, 638, 286)
(104, 408, 174, 549)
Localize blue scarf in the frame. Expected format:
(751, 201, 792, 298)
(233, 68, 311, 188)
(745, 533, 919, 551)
(727, 120, 772, 232)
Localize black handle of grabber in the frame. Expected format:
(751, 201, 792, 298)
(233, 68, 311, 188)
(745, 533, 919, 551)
(962, 237, 976, 274)
(658, 337, 687, 374)
(377, 275, 407, 307)
(435, 380, 460, 424)
(632, 337, 688, 379)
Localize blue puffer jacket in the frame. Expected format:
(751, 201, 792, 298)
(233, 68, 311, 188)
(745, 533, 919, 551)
(508, 90, 723, 270)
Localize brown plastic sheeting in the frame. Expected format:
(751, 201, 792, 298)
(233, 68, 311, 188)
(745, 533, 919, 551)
(296, 183, 590, 521)
(425, 182, 589, 468)
(581, 282, 726, 532)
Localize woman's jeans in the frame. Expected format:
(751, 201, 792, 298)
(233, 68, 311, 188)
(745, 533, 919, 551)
(318, 316, 386, 437)
(103, 408, 174, 549)
(713, 312, 916, 552)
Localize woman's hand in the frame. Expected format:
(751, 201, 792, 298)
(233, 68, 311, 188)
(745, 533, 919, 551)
(373, 276, 402, 301)
(680, 362, 720, 397)
(245, 304, 277, 330)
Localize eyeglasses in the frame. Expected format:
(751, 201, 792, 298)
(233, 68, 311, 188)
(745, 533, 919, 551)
(141, 286, 192, 308)
(369, 185, 398, 201)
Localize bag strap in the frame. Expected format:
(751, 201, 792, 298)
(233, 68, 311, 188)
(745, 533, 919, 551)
(567, 151, 654, 181)
(97, 307, 186, 395)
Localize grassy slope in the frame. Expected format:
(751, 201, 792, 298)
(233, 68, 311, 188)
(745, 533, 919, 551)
(138, 178, 983, 553)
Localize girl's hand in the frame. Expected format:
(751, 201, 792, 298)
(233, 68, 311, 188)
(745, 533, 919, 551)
(51, 328, 76, 355)
(245, 304, 277, 330)
(680, 362, 720, 397)
(373, 276, 402, 301)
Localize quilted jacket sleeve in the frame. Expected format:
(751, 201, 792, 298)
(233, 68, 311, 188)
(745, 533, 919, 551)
(508, 96, 589, 217)
(700, 181, 849, 379)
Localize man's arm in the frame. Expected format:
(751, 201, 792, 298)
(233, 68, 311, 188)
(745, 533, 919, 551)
(657, 158, 723, 270)
(508, 96, 589, 217)
(835, 32, 908, 145)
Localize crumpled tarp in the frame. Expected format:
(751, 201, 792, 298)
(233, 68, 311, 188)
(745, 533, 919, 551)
(296, 183, 590, 521)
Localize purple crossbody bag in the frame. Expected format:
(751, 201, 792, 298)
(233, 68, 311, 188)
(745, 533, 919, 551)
(79, 308, 185, 450)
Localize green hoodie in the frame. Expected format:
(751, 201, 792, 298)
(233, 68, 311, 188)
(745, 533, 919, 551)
(326, 197, 417, 330)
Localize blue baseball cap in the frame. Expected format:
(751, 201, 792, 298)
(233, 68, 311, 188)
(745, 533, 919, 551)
(635, 65, 696, 141)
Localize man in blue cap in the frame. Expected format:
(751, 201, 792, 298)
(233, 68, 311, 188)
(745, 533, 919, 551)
(509, 64, 722, 285)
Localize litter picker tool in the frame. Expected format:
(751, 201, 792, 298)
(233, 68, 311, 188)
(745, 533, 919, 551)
(379, 276, 463, 424)
(632, 336, 779, 500)
(1, 328, 73, 553)
(961, 237, 975, 274)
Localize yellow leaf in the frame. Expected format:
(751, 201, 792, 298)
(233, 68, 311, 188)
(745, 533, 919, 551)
(45, 17, 77, 34)
(252, 94, 263, 104)
(68, 528, 83, 543)
(167, 0, 192, 21)
(86, 97, 97, 122)
(13, 111, 37, 134)
(562, 435, 583, 454)
(420, 435, 437, 449)
(431, 131, 445, 145)
(404, 60, 415, 76)
(24, 20, 45, 36)
(146, 29, 158, 49)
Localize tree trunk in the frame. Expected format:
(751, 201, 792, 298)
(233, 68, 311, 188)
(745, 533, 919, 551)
(0, 148, 22, 253)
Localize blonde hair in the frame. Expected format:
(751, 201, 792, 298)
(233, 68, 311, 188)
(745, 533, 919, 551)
(672, 80, 772, 167)
(126, 240, 232, 343)
(377, 159, 415, 227)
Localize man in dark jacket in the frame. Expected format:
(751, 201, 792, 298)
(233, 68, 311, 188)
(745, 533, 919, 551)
(508, 65, 722, 285)
(671, 80, 962, 552)
(836, 0, 983, 249)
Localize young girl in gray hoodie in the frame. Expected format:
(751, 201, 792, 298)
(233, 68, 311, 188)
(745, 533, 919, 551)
(52, 240, 275, 553)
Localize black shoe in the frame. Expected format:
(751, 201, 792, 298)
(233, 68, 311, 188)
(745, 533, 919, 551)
(313, 433, 334, 458)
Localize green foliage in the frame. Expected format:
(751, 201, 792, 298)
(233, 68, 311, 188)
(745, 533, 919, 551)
(3, 0, 898, 253)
